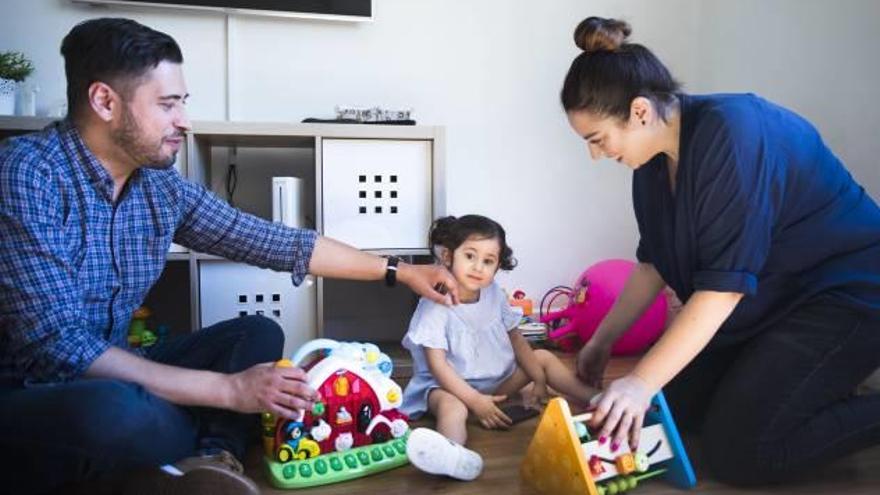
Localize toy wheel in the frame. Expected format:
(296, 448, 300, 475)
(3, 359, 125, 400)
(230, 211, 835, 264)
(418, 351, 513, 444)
(276, 444, 295, 463)
(295, 439, 321, 459)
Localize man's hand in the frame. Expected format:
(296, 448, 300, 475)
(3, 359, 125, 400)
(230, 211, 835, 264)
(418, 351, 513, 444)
(397, 262, 460, 305)
(225, 363, 318, 419)
(468, 394, 512, 430)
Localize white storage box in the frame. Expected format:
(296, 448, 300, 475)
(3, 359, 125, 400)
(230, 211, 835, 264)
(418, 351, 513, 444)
(321, 139, 432, 251)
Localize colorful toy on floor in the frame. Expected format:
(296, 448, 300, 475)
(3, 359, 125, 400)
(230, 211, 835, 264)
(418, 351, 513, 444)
(263, 339, 411, 489)
(521, 393, 696, 495)
(540, 259, 667, 354)
(127, 306, 158, 348)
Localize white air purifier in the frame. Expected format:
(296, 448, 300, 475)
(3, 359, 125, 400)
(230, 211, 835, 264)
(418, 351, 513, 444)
(272, 177, 305, 228)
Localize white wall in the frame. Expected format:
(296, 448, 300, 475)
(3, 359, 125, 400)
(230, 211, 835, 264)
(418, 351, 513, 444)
(2, 0, 877, 302)
(693, 0, 880, 200)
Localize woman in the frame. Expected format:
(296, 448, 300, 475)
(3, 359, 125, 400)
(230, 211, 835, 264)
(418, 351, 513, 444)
(564, 17, 880, 485)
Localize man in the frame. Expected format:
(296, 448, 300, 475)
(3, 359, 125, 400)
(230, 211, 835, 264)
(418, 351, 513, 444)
(0, 18, 458, 494)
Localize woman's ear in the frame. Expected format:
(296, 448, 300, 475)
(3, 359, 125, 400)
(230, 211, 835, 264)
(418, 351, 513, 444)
(629, 96, 653, 126)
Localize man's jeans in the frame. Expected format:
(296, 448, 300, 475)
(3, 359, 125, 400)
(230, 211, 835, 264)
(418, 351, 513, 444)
(666, 297, 880, 486)
(0, 315, 284, 494)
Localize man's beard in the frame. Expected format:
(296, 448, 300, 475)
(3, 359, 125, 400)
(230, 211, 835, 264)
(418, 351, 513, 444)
(111, 105, 178, 169)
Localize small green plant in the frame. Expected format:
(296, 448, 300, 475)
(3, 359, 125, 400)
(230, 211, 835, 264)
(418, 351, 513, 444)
(0, 51, 35, 82)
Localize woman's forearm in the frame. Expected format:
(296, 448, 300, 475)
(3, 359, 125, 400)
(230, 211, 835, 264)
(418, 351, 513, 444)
(632, 290, 743, 391)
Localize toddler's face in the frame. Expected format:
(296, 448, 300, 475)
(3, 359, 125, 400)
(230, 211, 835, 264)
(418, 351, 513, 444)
(448, 236, 501, 294)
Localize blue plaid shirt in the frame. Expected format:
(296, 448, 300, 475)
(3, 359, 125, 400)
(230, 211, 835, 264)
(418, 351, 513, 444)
(0, 120, 317, 386)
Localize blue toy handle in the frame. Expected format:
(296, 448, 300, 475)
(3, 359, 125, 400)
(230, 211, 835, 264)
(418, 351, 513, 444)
(649, 391, 697, 489)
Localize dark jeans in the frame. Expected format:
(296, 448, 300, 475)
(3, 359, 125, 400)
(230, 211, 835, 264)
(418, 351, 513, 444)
(665, 297, 880, 486)
(0, 315, 284, 495)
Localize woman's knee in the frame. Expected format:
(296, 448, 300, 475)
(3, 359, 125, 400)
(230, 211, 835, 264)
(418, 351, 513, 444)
(701, 413, 775, 486)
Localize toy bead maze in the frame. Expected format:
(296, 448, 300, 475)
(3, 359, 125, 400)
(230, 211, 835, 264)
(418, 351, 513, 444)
(264, 339, 412, 489)
(521, 393, 696, 495)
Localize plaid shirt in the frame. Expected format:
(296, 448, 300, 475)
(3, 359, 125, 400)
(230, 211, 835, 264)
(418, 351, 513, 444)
(0, 120, 317, 386)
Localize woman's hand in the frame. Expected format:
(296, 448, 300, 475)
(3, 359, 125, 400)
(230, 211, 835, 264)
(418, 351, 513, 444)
(577, 339, 613, 389)
(589, 373, 654, 452)
(468, 394, 512, 430)
(225, 363, 318, 419)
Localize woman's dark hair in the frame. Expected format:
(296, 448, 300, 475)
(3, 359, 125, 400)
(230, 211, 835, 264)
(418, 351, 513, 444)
(430, 215, 516, 271)
(561, 17, 681, 122)
(60, 18, 183, 119)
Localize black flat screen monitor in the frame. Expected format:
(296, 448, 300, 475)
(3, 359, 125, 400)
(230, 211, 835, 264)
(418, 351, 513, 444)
(71, 0, 372, 21)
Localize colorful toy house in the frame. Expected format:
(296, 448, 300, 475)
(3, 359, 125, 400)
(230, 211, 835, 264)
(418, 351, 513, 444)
(264, 339, 411, 489)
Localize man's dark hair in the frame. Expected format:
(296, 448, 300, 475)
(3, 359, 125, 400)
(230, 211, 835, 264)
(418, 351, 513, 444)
(60, 17, 183, 119)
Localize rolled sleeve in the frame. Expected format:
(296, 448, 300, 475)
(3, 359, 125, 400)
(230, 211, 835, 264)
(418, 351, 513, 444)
(173, 179, 318, 285)
(692, 269, 757, 296)
(691, 108, 773, 296)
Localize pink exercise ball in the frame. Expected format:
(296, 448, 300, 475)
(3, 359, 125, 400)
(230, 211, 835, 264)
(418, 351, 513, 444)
(545, 259, 667, 355)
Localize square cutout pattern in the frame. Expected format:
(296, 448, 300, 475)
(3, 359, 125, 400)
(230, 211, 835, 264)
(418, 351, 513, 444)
(357, 173, 400, 215)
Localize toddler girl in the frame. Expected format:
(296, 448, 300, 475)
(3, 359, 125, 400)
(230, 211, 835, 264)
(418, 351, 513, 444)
(403, 215, 598, 480)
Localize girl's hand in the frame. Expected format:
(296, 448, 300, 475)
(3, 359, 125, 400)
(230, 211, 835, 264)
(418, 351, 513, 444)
(523, 381, 549, 410)
(468, 394, 512, 430)
(589, 374, 654, 452)
(577, 339, 613, 389)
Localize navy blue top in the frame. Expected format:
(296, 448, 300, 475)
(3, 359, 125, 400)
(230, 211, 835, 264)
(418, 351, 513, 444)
(633, 93, 880, 342)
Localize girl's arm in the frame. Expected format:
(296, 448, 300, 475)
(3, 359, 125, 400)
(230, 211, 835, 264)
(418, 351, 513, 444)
(424, 347, 512, 429)
(509, 330, 545, 387)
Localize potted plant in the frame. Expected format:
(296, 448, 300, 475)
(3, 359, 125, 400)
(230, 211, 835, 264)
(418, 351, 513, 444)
(0, 51, 35, 115)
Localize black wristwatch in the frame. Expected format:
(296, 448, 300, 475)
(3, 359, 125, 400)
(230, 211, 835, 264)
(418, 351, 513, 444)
(384, 256, 400, 287)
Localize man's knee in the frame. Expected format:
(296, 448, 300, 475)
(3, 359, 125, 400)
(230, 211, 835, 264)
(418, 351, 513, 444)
(238, 315, 284, 362)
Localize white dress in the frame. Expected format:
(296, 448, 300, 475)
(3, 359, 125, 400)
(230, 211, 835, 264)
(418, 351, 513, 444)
(400, 282, 522, 418)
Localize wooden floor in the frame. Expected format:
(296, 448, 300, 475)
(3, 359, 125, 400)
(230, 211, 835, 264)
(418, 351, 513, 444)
(247, 356, 880, 494)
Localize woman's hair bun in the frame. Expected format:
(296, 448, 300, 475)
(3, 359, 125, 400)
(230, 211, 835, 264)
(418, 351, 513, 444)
(574, 17, 631, 52)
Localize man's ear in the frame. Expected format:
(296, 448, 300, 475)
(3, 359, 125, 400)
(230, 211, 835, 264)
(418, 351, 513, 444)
(629, 96, 653, 125)
(87, 81, 120, 122)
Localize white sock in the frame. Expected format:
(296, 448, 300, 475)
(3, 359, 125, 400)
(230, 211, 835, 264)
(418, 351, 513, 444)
(406, 427, 483, 481)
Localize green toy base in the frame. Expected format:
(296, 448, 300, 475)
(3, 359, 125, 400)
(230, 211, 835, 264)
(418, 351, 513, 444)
(265, 436, 410, 489)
